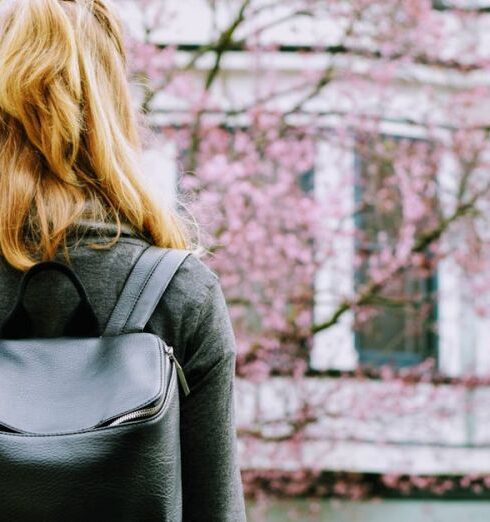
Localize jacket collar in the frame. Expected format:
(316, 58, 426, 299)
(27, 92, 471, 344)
(68, 219, 148, 240)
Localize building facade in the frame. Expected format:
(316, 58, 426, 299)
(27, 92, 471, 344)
(120, 1, 490, 516)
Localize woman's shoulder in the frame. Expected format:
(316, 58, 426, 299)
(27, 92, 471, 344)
(174, 249, 219, 294)
(109, 236, 220, 311)
(68, 219, 220, 306)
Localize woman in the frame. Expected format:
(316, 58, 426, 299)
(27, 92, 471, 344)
(0, 0, 247, 520)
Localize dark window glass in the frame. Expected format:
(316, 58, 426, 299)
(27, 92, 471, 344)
(354, 135, 438, 367)
(432, 0, 490, 12)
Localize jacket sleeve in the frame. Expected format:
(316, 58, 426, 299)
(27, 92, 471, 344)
(179, 275, 247, 522)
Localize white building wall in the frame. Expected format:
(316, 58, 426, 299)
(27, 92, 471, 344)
(311, 140, 357, 371)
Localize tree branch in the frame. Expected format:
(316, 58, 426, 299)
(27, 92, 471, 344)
(312, 196, 481, 334)
(186, 0, 251, 173)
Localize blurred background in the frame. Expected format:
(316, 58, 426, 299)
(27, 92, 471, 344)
(120, 1, 490, 520)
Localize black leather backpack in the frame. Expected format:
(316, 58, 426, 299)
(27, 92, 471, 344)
(0, 245, 191, 521)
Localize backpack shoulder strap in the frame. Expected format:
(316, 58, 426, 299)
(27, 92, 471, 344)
(103, 246, 191, 337)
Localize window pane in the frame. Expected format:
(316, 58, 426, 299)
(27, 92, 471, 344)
(354, 135, 438, 368)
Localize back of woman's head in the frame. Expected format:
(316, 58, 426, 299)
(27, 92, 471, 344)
(0, 0, 191, 270)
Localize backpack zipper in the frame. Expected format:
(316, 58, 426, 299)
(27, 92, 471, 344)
(162, 343, 191, 397)
(107, 396, 165, 427)
(106, 343, 190, 428)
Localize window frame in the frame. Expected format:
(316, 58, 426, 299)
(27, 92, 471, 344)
(352, 133, 440, 368)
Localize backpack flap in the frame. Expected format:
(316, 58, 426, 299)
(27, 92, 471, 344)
(0, 333, 171, 434)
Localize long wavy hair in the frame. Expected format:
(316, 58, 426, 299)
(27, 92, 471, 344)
(0, 0, 193, 270)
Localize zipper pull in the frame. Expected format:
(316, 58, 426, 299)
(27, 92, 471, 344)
(164, 344, 191, 397)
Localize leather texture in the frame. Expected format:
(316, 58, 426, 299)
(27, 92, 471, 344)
(104, 247, 192, 336)
(0, 373, 182, 522)
(0, 246, 191, 521)
(0, 334, 166, 434)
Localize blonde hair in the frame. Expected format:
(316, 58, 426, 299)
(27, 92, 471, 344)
(0, 0, 193, 271)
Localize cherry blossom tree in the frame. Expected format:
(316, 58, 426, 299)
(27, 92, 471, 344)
(123, 0, 490, 505)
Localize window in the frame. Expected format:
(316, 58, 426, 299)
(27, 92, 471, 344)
(353, 135, 439, 368)
(432, 0, 490, 12)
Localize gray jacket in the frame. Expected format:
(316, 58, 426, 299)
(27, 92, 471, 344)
(0, 220, 247, 522)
